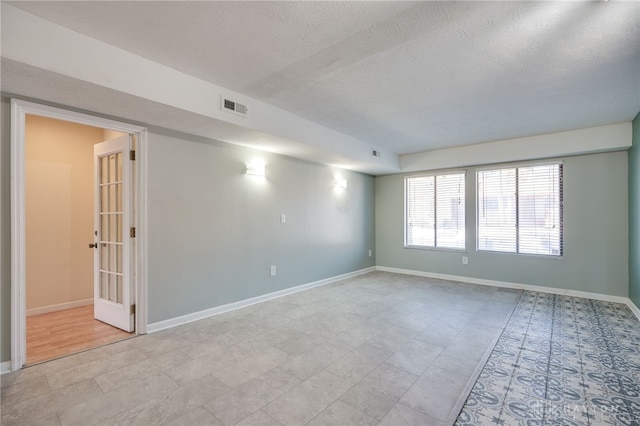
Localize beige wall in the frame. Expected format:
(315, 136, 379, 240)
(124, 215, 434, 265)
(26, 115, 105, 311)
(103, 129, 127, 141)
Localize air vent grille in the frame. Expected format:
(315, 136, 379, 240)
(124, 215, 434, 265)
(222, 97, 248, 117)
(234, 103, 248, 115)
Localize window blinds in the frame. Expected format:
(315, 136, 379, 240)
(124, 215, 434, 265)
(478, 163, 562, 256)
(406, 173, 465, 249)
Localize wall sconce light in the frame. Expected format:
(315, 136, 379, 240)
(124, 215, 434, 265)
(335, 178, 348, 190)
(246, 163, 265, 177)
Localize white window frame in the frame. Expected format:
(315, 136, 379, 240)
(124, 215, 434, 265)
(476, 160, 564, 258)
(404, 170, 466, 251)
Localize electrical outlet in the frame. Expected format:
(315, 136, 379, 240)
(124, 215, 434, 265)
(270, 265, 277, 276)
(462, 256, 468, 265)
(368, 250, 372, 257)
(280, 214, 286, 224)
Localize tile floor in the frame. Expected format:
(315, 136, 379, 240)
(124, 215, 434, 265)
(1, 272, 521, 426)
(456, 291, 640, 426)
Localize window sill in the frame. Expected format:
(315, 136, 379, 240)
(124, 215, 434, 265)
(476, 249, 564, 260)
(404, 245, 467, 254)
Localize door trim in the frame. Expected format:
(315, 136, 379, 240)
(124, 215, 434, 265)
(10, 99, 148, 371)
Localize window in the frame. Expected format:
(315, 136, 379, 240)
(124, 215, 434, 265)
(405, 172, 465, 249)
(477, 163, 563, 256)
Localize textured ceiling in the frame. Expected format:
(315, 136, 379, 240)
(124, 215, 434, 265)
(6, 1, 640, 155)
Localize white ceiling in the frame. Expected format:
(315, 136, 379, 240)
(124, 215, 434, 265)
(3, 1, 640, 169)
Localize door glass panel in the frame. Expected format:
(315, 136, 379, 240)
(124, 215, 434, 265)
(117, 275, 123, 304)
(117, 245, 122, 272)
(100, 272, 108, 299)
(98, 151, 124, 306)
(109, 274, 116, 302)
(101, 187, 108, 212)
(116, 153, 123, 182)
(117, 215, 123, 243)
(101, 157, 108, 184)
(116, 185, 122, 212)
(109, 154, 116, 184)
(109, 244, 116, 272)
(101, 215, 108, 243)
(109, 185, 116, 212)
(109, 215, 116, 242)
(101, 243, 109, 270)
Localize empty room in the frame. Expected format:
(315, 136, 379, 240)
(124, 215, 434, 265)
(1, 2, 639, 426)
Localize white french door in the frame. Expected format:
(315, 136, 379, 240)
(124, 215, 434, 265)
(93, 135, 134, 332)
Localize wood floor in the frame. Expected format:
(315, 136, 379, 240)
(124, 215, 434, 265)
(27, 304, 134, 365)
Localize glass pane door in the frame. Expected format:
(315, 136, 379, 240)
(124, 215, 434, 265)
(98, 152, 124, 304)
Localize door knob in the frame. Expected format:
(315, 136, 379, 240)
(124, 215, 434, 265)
(89, 243, 98, 249)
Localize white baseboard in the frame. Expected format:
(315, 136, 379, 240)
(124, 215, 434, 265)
(26, 298, 93, 317)
(8, 266, 637, 374)
(627, 299, 640, 321)
(147, 267, 375, 333)
(376, 266, 632, 305)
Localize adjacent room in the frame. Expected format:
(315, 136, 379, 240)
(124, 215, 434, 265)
(23, 115, 135, 365)
(1, 2, 639, 426)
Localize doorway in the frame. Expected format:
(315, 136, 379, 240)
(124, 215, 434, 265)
(10, 99, 148, 370)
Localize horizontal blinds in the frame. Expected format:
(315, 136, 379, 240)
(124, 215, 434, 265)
(406, 176, 435, 247)
(435, 173, 465, 249)
(478, 168, 516, 252)
(477, 164, 562, 256)
(518, 164, 562, 256)
(406, 173, 465, 249)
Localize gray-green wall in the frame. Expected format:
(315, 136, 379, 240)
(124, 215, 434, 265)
(376, 151, 629, 297)
(630, 113, 640, 309)
(146, 130, 375, 324)
(0, 98, 375, 363)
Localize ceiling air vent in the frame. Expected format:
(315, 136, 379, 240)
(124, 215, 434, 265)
(221, 97, 248, 117)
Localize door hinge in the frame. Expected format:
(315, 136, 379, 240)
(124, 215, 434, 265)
(130, 150, 136, 161)
(130, 227, 136, 238)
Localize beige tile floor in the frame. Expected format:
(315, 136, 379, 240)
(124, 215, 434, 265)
(0, 272, 522, 426)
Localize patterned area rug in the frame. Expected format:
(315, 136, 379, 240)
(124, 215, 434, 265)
(455, 291, 640, 425)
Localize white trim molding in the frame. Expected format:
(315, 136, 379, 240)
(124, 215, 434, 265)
(148, 267, 375, 333)
(627, 299, 640, 321)
(400, 122, 631, 173)
(376, 266, 633, 305)
(10, 99, 149, 372)
(10, 99, 26, 373)
(26, 299, 93, 317)
(1, 361, 11, 375)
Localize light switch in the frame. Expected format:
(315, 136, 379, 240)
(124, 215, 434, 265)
(281, 214, 286, 224)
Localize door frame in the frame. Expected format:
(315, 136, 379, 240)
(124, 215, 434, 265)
(10, 99, 148, 371)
